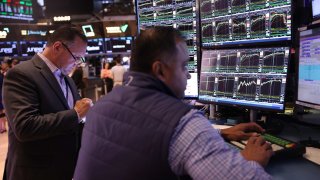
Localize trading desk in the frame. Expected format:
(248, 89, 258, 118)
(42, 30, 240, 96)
(265, 119, 320, 180)
(213, 118, 320, 180)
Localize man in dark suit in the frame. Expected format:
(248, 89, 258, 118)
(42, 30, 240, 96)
(3, 26, 93, 180)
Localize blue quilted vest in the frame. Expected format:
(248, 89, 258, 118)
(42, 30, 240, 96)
(74, 71, 192, 180)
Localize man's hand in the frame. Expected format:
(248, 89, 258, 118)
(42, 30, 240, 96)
(74, 98, 93, 119)
(241, 136, 273, 167)
(221, 122, 265, 141)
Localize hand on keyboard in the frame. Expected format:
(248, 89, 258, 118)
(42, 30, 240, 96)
(221, 122, 265, 141)
(241, 136, 273, 167)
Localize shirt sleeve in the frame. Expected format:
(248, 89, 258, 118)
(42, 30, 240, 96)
(168, 109, 272, 180)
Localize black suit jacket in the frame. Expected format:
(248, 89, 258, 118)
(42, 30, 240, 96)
(3, 55, 81, 180)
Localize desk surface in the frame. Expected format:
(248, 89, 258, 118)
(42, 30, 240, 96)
(213, 120, 320, 179)
(266, 121, 320, 179)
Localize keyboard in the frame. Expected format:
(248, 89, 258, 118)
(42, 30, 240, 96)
(228, 133, 306, 159)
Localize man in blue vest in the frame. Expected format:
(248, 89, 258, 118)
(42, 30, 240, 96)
(74, 27, 273, 180)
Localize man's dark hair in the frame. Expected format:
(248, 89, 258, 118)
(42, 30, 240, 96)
(130, 26, 185, 73)
(47, 26, 87, 46)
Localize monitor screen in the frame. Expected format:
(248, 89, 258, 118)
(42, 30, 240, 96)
(105, 37, 132, 53)
(136, 0, 199, 98)
(0, 0, 33, 21)
(19, 41, 46, 57)
(296, 27, 320, 110)
(200, 0, 292, 47)
(199, 47, 290, 111)
(0, 41, 19, 57)
(312, 0, 320, 20)
(86, 38, 104, 54)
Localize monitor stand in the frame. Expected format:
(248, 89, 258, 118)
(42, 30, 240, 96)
(250, 109, 257, 122)
(209, 104, 217, 120)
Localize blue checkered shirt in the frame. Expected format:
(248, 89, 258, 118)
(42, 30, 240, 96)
(168, 109, 272, 180)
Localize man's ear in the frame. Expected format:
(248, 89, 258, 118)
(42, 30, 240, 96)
(52, 41, 63, 54)
(152, 61, 166, 81)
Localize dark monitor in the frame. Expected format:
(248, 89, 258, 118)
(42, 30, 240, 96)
(200, 0, 292, 47)
(296, 27, 320, 110)
(136, 0, 199, 99)
(45, 0, 93, 17)
(0, 0, 33, 21)
(0, 41, 19, 57)
(312, 0, 320, 20)
(86, 38, 104, 54)
(105, 37, 132, 53)
(19, 41, 46, 57)
(199, 47, 290, 111)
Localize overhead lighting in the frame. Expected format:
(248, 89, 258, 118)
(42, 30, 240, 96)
(53, 16, 71, 22)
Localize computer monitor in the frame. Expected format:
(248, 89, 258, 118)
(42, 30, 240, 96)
(105, 37, 132, 53)
(0, 0, 33, 21)
(200, 0, 292, 47)
(199, 47, 290, 111)
(86, 38, 104, 54)
(312, 0, 320, 20)
(19, 41, 46, 57)
(136, 0, 199, 98)
(0, 41, 19, 57)
(296, 27, 320, 110)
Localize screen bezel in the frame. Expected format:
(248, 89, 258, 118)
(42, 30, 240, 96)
(199, 0, 293, 49)
(198, 46, 291, 112)
(296, 26, 320, 110)
(135, 0, 201, 100)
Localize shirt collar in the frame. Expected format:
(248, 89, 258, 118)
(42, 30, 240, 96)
(37, 53, 59, 73)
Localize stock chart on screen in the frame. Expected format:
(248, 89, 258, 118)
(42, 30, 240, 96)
(137, 0, 198, 72)
(199, 47, 289, 110)
(200, 0, 291, 47)
(137, 0, 199, 98)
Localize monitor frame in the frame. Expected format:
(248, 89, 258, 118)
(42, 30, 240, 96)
(198, 46, 291, 112)
(135, 0, 201, 99)
(312, 0, 320, 21)
(199, 0, 293, 48)
(296, 25, 320, 110)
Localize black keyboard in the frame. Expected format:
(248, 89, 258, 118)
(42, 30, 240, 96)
(228, 133, 306, 159)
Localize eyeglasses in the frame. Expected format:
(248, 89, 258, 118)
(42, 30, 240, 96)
(61, 42, 85, 65)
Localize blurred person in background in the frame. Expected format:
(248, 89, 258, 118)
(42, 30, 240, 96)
(111, 55, 126, 86)
(100, 61, 113, 93)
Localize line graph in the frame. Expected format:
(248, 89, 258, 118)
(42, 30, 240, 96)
(260, 78, 282, 102)
(176, 6, 193, 18)
(202, 22, 214, 42)
(138, 0, 153, 9)
(219, 53, 237, 72)
(270, 12, 288, 37)
(156, 9, 173, 20)
(215, 20, 230, 40)
(250, 15, 266, 36)
(177, 22, 194, 35)
(154, 0, 173, 6)
(213, 0, 229, 16)
(262, 51, 285, 73)
(200, 75, 215, 96)
(250, 0, 266, 10)
(201, 52, 218, 72)
(232, 17, 247, 39)
(239, 52, 260, 72)
(200, 0, 212, 17)
(139, 11, 154, 22)
(216, 77, 235, 97)
(237, 77, 257, 99)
